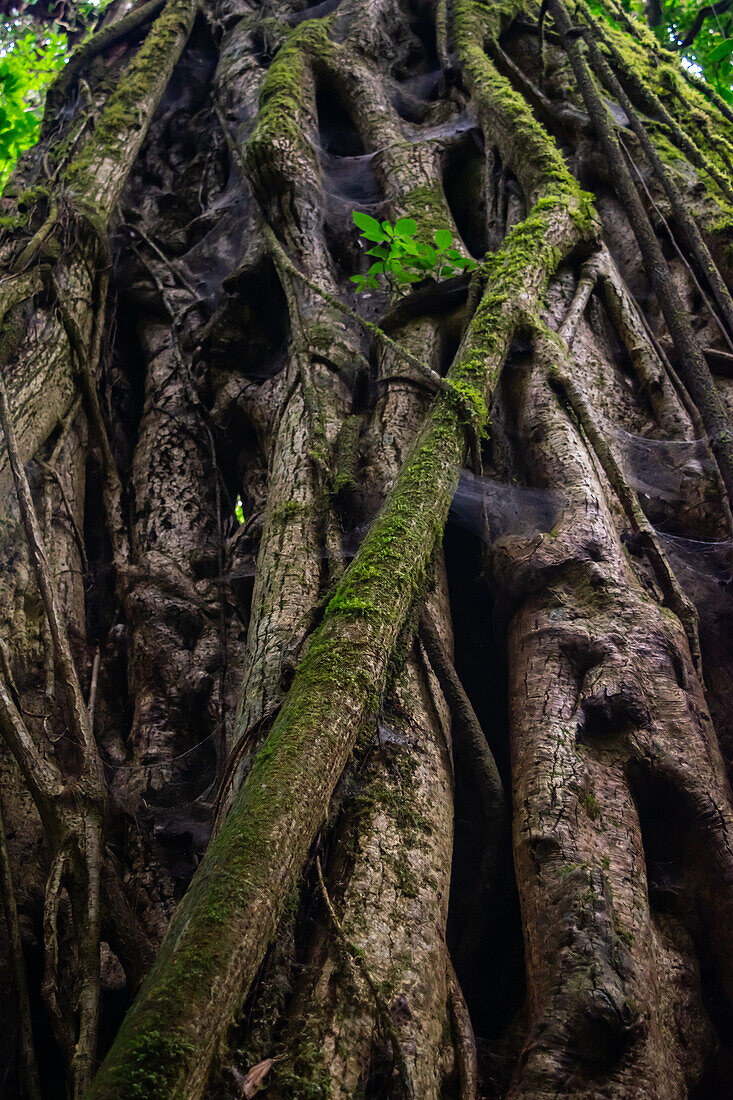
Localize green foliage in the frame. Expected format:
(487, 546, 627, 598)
(350, 210, 478, 294)
(594, 0, 733, 100)
(0, 23, 66, 191)
(234, 494, 245, 525)
(0, 0, 116, 193)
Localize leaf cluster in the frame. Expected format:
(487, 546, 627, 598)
(0, 24, 66, 191)
(0, 0, 115, 193)
(350, 210, 478, 294)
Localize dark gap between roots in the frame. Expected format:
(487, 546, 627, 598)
(628, 761, 733, 1092)
(443, 523, 525, 1093)
(443, 130, 490, 260)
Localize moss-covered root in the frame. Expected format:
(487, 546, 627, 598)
(62, 0, 197, 222)
(453, 0, 583, 204)
(282, 643, 455, 1100)
(45, 0, 166, 116)
(0, 0, 197, 493)
(578, 2, 733, 204)
(86, 174, 590, 1098)
(581, 19, 733, 341)
(547, 0, 733, 512)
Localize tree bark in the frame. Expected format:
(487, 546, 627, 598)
(2, 1, 733, 1098)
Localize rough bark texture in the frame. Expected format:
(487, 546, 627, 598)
(2, 1, 733, 1098)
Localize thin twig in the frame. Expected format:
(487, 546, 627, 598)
(88, 647, 100, 728)
(50, 272, 129, 569)
(39, 460, 90, 574)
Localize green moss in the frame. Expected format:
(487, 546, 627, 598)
(446, 378, 489, 434)
(580, 790, 601, 820)
(559, 861, 590, 876)
(108, 1029, 195, 1099)
(613, 912, 635, 948)
(306, 320, 339, 351)
(399, 181, 453, 241)
(456, 0, 526, 38)
(325, 591, 378, 618)
(271, 499, 307, 525)
(705, 207, 733, 263)
(15, 185, 50, 211)
(0, 214, 26, 231)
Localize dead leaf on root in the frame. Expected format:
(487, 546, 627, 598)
(241, 1058, 274, 1097)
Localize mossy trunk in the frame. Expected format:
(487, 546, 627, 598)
(2, 1, 733, 1098)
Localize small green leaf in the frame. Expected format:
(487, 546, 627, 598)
(709, 37, 733, 64)
(353, 210, 383, 235)
(351, 209, 478, 292)
(399, 236, 420, 255)
(394, 217, 417, 237)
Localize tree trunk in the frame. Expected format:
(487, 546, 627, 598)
(2, 1, 733, 1097)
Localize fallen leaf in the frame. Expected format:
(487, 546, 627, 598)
(242, 1058, 274, 1098)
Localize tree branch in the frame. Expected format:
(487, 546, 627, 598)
(674, 0, 733, 48)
